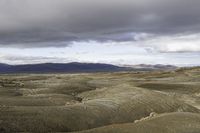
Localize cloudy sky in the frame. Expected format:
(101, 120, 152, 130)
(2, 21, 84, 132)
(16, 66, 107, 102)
(0, 0, 200, 66)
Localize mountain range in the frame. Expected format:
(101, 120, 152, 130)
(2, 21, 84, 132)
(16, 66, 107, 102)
(123, 64, 177, 71)
(0, 62, 177, 73)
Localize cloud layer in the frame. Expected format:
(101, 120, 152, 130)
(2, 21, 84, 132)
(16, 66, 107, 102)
(1, 0, 200, 46)
(0, 41, 200, 66)
(0, 0, 200, 65)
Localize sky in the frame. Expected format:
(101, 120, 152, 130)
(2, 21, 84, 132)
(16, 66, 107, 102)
(0, 0, 200, 66)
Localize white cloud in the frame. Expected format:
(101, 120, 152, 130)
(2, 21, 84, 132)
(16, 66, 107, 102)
(0, 39, 200, 66)
(138, 33, 200, 52)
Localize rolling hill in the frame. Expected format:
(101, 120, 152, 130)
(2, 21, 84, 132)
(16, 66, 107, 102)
(0, 67, 200, 132)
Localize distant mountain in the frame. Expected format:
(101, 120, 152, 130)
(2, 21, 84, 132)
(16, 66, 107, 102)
(0, 62, 130, 73)
(0, 62, 178, 74)
(123, 64, 177, 71)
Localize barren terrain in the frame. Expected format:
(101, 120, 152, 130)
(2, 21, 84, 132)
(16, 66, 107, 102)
(0, 67, 200, 132)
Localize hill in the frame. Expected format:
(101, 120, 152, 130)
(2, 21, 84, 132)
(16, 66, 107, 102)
(75, 112, 200, 133)
(0, 66, 200, 132)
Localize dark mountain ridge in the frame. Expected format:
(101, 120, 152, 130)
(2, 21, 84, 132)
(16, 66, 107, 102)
(0, 62, 130, 73)
(0, 62, 178, 74)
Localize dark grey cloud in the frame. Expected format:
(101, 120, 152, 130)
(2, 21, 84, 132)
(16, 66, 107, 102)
(0, 0, 200, 47)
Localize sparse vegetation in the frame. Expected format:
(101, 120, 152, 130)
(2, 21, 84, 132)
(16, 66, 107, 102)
(0, 67, 200, 132)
